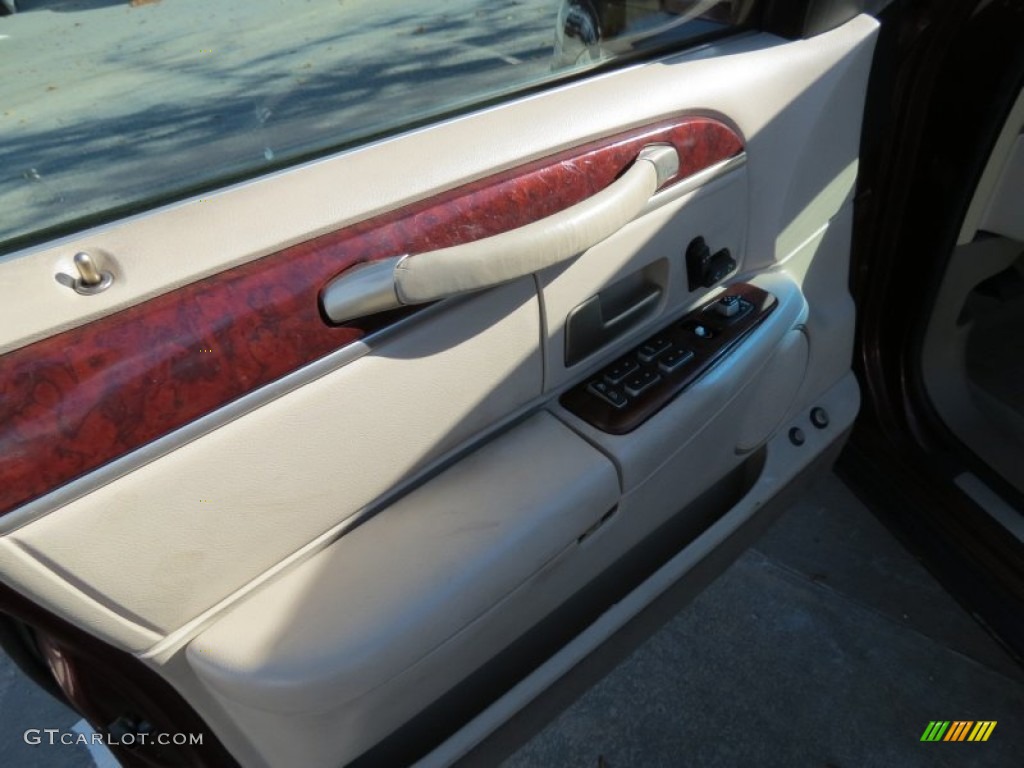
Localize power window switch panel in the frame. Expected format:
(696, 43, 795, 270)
(658, 348, 694, 374)
(588, 379, 628, 409)
(624, 369, 661, 397)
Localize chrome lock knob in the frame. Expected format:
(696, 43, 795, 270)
(71, 252, 114, 295)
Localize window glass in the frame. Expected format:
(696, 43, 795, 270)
(0, 0, 746, 251)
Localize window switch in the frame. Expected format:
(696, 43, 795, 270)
(658, 348, 694, 374)
(637, 337, 672, 363)
(604, 357, 639, 385)
(588, 379, 628, 409)
(623, 369, 661, 397)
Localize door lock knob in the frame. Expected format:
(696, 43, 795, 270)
(70, 252, 114, 295)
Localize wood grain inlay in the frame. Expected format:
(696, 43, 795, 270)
(0, 117, 743, 516)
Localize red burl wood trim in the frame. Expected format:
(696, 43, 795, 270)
(0, 117, 742, 516)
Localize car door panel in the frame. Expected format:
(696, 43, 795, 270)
(0, 13, 878, 768)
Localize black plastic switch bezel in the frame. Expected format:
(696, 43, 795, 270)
(560, 284, 777, 434)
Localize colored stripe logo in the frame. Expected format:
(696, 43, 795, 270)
(920, 721, 997, 742)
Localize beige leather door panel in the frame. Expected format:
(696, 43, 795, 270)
(3, 279, 542, 642)
(184, 412, 619, 767)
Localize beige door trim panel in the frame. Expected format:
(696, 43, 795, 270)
(186, 412, 619, 716)
(6, 280, 542, 640)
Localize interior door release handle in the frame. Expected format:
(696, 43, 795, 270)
(320, 144, 680, 324)
(565, 280, 663, 366)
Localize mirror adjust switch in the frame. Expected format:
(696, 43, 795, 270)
(623, 370, 661, 397)
(637, 337, 672, 363)
(588, 379, 628, 409)
(658, 348, 694, 374)
(714, 295, 743, 317)
(712, 294, 752, 321)
(604, 357, 640, 385)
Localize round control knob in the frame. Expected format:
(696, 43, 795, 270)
(810, 407, 829, 429)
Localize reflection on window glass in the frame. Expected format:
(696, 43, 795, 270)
(0, 0, 740, 250)
(556, 0, 744, 66)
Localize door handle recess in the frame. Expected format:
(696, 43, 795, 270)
(565, 281, 663, 366)
(320, 145, 679, 324)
